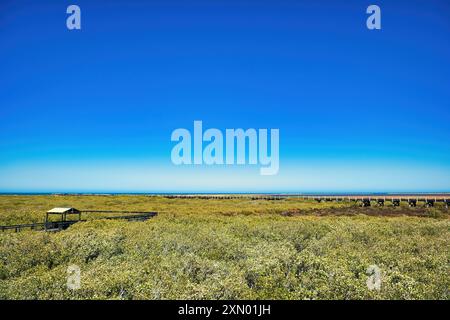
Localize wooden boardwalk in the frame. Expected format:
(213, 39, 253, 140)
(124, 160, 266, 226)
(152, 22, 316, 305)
(306, 195, 450, 207)
(0, 210, 157, 233)
(0, 220, 79, 232)
(162, 194, 450, 207)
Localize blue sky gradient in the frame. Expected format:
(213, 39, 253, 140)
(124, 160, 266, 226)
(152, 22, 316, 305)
(1, 0, 450, 192)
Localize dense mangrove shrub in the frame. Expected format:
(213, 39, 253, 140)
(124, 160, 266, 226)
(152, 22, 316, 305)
(0, 196, 449, 299)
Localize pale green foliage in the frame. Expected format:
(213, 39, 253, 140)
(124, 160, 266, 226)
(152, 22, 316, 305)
(0, 196, 449, 299)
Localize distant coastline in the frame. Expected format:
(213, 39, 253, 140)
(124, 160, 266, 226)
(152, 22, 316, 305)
(1, 192, 450, 196)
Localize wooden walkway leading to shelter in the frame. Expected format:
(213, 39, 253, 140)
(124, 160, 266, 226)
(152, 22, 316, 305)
(0, 220, 79, 233)
(0, 210, 157, 233)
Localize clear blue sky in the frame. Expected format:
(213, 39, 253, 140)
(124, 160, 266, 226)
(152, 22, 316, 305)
(1, 0, 450, 193)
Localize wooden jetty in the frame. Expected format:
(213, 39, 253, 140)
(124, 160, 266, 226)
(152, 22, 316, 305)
(0, 208, 157, 233)
(161, 194, 450, 207)
(303, 195, 450, 208)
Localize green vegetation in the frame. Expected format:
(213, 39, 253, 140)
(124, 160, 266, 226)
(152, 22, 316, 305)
(0, 195, 449, 300)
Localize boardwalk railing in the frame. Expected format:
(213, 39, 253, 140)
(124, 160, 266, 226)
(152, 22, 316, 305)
(103, 212, 157, 221)
(0, 220, 79, 232)
(0, 210, 158, 233)
(304, 196, 450, 207)
(81, 210, 158, 215)
(80, 210, 157, 221)
(162, 194, 450, 207)
(163, 195, 284, 200)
